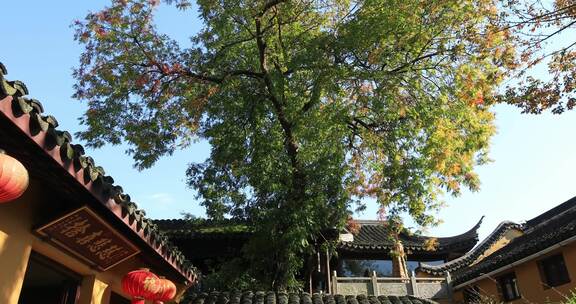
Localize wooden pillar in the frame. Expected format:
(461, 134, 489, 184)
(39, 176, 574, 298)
(78, 275, 110, 304)
(0, 228, 32, 304)
(326, 249, 332, 294)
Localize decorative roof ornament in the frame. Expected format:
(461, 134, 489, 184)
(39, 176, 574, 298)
(339, 232, 354, 242)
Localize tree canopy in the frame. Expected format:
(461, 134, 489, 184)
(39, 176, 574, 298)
(500, 0, 576, 114)
(73, 0, 515, 289)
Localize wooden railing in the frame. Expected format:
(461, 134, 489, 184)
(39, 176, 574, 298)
(331, 271, 452, 300)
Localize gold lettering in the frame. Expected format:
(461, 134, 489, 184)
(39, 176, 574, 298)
(96, 245, 123, 260)
(88, 238, 112, 252)
(143, 277, 160, 293)
(61, 220, 90, 237)
(76, 231, 103, 245)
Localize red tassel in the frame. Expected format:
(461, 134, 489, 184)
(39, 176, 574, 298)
(131, 297, 145, 304)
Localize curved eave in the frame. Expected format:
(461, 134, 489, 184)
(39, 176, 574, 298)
(432, 216, 484, 244)
(339, 217, 483, 255)
(338, 238, 478, 256)
(418, 221, 522, 276)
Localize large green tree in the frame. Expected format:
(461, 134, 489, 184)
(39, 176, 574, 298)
(73, 0, 514, 289)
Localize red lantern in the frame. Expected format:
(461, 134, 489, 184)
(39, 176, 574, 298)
(122, 268, 161, 304)
(0, 149, 29, 203)
(151, 277, 177, 304)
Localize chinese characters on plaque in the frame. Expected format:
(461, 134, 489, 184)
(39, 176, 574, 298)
(36, 207, 140, 270)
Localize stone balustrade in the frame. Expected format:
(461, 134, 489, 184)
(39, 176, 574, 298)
(331, 271, 452, 301)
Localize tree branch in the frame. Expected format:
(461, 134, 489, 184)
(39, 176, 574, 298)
(180, 69, 264, 84)
(257, 0, 288, 17)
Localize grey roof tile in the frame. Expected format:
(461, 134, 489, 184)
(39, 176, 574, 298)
(184, 292, 437, 304)
(452, 196, 576, 286)
(418, 220, 522, 275)
(339, 219, 482, 254)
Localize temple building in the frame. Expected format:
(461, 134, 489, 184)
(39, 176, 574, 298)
(337, 219, 481, 278)
(155, 217, 482, 302)
(0, 60, 444, 304)
(5, 57, 576, 304)
(0, 62, 197, 303)
(420, 196, 576, 304)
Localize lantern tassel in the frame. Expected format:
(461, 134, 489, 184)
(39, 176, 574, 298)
(131, 297, 145, 304)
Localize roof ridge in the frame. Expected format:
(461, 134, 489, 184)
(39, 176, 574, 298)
(338, 218, 480, 254)
(452, 203, 576, 286)
(353, 219, 385, 225)
(418, 220, 521, 275)
(352, 217, 483, 239)
(524, 196, 576, 232)
(0, 62, 197, 282)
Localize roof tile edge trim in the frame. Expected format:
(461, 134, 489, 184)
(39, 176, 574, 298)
(185, 291, 439, 304)
(418, 220, 522, 275)
(0, 62, 197, 283)
(451, 196, 576, 286)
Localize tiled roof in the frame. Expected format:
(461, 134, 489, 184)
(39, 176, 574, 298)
(155, 218, 251, 238)
(0, 62, 196, 283)
(339, 219, 482, 254)
(155, 219, 341, 242)
(418, 220, 522, 275)
(184, 291, 438, 304)
(524, 196, 576, 231)
(155, 218, 480, 258)
(153, 219, 251, 273)
(452, 196, 576, 287)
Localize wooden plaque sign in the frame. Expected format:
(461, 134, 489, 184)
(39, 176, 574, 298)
(36, 207, 140, 270)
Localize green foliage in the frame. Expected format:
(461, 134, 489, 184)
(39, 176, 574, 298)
(197, 257, 265, 292)
(500, 1, 576, 114)
(562, 290, 576, 304)
(73, 0, 514, 289)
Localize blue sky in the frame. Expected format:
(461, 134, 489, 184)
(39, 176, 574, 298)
(2, 1, 576, 241)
